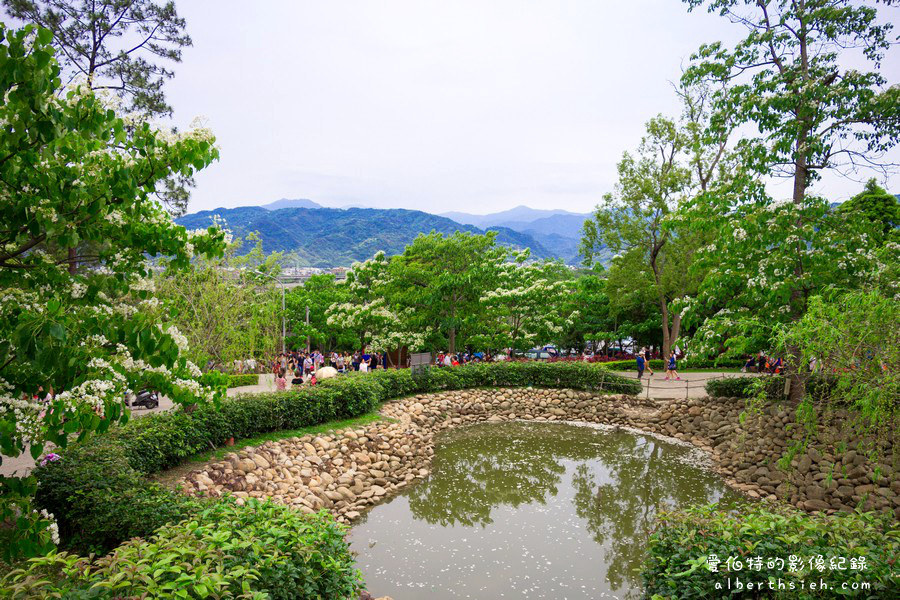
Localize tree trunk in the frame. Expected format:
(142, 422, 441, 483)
(67, 247, 77, 275)
(787, 123, 811, 403)
(449, 327, 456, 354)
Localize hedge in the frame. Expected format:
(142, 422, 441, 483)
(226, 373, 260, 388)
(1, 499, 360, 600)
(34, 362, 639, 556)
(642, 504, 899, 599)
(705, 374, 837, 400)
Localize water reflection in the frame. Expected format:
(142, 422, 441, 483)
(349, 421, 742, 599)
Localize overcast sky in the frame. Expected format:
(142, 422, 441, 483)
(165, 0, 900, 215)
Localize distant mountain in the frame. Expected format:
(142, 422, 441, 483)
(177, 206, 556, 267)
(440, 206, 591, 265)
(500, 213, 589, 239)
(441, 205, 588, 228)
(262, 198, 322, 210)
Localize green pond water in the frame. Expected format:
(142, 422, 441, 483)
(347, 421, 744, 599)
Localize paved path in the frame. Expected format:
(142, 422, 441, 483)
(613, 370, 756, 400)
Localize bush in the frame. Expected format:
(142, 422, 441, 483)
(34, 362, 639, 554)
(642, 504, 899, 599)
(0, 499, 361, 600)
(227, 373, 260, 388)
(705, 375, 837, 400)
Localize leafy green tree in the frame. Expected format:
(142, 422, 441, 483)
(3, 0, 197, 214)
(326, 251, 427, 354)
(774, 288, 899, 435)
(557, 273, 614, 352)
(285, 274, 357, 352)
(388, 231, 508, 353)
(681, 0, 900, 400)
(0, 24, 223, 558)
(476, 254, 574, 352)
(838, 179, 900, 244)
(581, 115, 714, 357)
(604, 252, 665, 352)
(154, 234, 282, 370)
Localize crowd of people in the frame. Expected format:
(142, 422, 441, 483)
(267, 350, 393, 391)
(742, 352, 784, 374)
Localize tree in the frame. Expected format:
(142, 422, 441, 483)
(838, 179, 900, 244)
(581, 116, 709, 357)
(604, 253, 665, 352)
(477, 254, 574, 352)
(775, 288, 899, 434)
(154, 233, 283, 370)
(3, 0, 197, 214)
(286, 274, 356, 352)
(388, 231, 508, 354)
(325, 252, 427, 355)
(681, 0, 900, 400)
(0, 24, 223, 558)
(557, 273, 615, 353)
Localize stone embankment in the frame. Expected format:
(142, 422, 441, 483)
(178, 389, 898, 522)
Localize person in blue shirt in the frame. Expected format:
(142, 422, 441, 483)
(666, 351, 681, 381)
(636, 350, 653, 381)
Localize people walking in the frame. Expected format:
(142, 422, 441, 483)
(666, 351, 680, 381)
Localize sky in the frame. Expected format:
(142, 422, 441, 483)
(163, 0, 900, 216)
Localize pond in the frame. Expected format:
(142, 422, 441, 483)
(347, 421, 744, 599)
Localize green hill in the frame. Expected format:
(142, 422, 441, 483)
(176, 206, 557, 267)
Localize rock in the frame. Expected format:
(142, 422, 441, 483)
(252, 455, 271, 470)
(803, 499, 830, 511)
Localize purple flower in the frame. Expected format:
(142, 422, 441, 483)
(40, 453, 61, 466)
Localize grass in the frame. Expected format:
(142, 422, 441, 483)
(187, 411, 388, 464)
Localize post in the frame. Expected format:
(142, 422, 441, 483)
(305, 305, 310, 353)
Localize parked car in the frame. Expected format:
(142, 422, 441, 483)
(526, 349, 553, 361)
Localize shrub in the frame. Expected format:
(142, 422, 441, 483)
(0, 499, 361, 600)
(642, 504, 899, 599)
(705, 375, 837, 400)
(227, 373, 260, 388)
(34, 362, 639, 554)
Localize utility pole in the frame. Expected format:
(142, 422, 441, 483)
(306, 305, 310, 353)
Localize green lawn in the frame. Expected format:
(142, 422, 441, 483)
(188, 411, 389, 463)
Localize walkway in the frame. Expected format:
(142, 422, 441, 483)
(613, 370, 756, 400)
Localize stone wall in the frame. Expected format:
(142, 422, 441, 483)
(179, 388, 898, 522)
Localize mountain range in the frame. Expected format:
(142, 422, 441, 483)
(177, 205, 564, 267)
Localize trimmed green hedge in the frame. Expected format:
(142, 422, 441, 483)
(35, 362, 639, 555)
(1, 499, 360, 600)
(705, 375, 837, 400)
(642, 504, 899, 599)
(226, 373, 260, 388)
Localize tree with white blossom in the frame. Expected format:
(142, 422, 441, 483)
(477, 253, 574, 351)
(0, 24, 225, 559)
(325, 252, 427, 356)
(679, 0, 900, 401)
